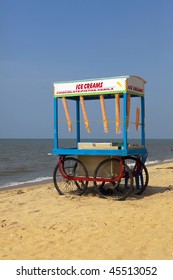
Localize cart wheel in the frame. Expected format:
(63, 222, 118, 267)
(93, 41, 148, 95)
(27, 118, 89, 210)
(53, 157, 88, 196)
(93, 158, 133, 200)
(124, 156, 141, 177)
(135, 163, 149, 195)
(114, 163, 134, 200)
(124, 156, 149, 195)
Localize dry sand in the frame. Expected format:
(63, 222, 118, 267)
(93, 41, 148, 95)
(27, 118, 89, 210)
(0, 162, 173, 260)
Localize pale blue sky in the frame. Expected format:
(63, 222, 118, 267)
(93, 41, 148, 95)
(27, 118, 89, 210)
(1, 0, 173, 139)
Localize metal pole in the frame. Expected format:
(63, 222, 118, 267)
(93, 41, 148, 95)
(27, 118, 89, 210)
(53, 97, 58, 150)
(123, 92, 128, 151)
(76, 97, 80, 146)
(141, 96, 145, 147)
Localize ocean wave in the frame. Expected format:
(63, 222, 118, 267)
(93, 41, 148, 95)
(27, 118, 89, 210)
(0, 168, 32, 176)
(162, 158, 173, 163)
(146, 158, 173, 166)
(145, 160, 159, 166)
(0, 176, 52, 190)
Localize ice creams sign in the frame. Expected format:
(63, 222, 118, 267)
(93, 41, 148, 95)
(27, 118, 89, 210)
(76, 81, 104, 91)
(54, 76, 145, 97)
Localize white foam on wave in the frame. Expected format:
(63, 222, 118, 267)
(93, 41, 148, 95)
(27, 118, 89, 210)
(162, 158, 173, 163)
(146, 158, 173, 166)
(145, 160, 159, 166)
(0, 176, 52, 190)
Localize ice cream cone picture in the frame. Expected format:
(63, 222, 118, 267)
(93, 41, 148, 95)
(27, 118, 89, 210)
(115, 94, 120, 134)
(126, 94, 131, 130)
(100, 95, 109, 133)
(80, 96, 90, 133)
(62, 97, 72, 132)
(136, 107, 140, 131)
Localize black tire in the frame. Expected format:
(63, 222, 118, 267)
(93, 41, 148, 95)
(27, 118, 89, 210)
(135, 163, 149, 195)
(53, 157, 88, 196)
(114, 163, 134, 200)
(124, 156, 149, 195)
(93, 158, 133, 200)
(124, 156, 141, 177)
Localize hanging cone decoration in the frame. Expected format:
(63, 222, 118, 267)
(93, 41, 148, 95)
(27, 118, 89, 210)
(80, 96, 90, 133)
(115, 94, 120, 134)
(126, 94, 131, 130)
(136, 107, 140, 131)
(62, 97, 72, 132)
(100, 95, 109, 133)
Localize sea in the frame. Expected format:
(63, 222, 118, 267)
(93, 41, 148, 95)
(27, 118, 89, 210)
(0, 139, 173, 190)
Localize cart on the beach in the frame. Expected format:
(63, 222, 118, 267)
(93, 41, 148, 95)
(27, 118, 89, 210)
(52, 75, 149, 200)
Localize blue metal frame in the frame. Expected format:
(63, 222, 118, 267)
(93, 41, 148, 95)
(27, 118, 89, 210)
(76, 97, 80, 145)
(52, 147, 148, 156)
(123, 92, 128, 152)
(53, 98, 58, 153)
(141, 96, 145, 147)
(52, 91, 147, 157)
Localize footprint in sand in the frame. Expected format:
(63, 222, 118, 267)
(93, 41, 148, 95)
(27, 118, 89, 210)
(2, 219, 7, 227)
(17, 190, 25, 195)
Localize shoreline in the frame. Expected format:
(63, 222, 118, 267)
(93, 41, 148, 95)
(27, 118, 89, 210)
(0, 178, 53, 192)
(1, 158, 173, 192)
(0, 161, 173, 260)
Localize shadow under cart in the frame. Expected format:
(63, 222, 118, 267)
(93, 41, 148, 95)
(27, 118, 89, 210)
(53, 154, 149, 201)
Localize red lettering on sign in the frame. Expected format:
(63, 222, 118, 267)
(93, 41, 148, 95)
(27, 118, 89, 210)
(84, 82, 103, 89)
(76, 81, 104, 91)
(76, 84, 84, 90)
(128, 85, 143, 93)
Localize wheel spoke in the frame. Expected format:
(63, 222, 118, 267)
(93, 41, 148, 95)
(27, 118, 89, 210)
(124, 156, 149, 195)
(53, 157, 88, 196)
(94, 158, 133, 200)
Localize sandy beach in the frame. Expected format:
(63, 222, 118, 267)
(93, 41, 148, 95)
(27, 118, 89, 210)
(0, 162, 173, 260)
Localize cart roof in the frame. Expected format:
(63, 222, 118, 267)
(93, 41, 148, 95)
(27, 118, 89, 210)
(54, 75, 146, 98)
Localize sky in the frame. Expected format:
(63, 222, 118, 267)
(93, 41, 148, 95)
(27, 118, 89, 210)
(0, 0, 173, 139)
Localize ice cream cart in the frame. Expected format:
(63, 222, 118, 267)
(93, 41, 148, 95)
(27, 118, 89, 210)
(52, 75, 149, 200)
